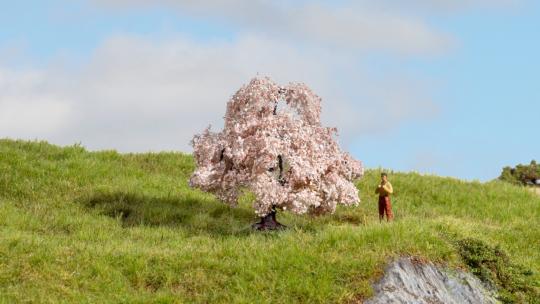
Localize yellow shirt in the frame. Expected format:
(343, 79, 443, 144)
(375, 182, 393, 196)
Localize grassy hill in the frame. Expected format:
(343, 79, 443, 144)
(1, 139, 538, 303)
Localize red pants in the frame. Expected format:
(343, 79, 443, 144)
(378, 196, 393, 221)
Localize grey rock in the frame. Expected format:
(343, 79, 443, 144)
(365, 257, 499, 304)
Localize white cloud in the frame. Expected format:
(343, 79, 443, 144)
(371, 0, 523, 11)
(0, 34, 439, 152)
(0, 97, 72, 138)
(0, 69, 73, 137)
(90, 0, 453, 55)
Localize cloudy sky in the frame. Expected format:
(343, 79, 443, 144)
(1, 0, 538, 181)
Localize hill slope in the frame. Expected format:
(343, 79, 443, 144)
(1, 139, 539, 303)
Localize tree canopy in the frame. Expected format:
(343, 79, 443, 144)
(189, 77, 363, 216)
(499, 160, 540, 186)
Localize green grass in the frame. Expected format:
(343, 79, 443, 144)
(1, 139, 539, 303)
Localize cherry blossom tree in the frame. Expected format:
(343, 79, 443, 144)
(190, 77, 363, 230)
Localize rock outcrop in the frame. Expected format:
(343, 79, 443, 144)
(365, 257, 499, 304)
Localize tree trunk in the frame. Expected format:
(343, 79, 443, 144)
(252, 207, 286, 231)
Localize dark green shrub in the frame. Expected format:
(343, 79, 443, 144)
(457, 238, 539, 303)
(499, 160, 540, 186)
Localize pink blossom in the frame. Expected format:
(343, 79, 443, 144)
(190, 77, 363, 216)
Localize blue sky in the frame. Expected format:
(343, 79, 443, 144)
(357, 3, 540, 180)
(0, 0, 538, 181)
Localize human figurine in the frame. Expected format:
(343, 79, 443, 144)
(375, 173, 393, 222)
